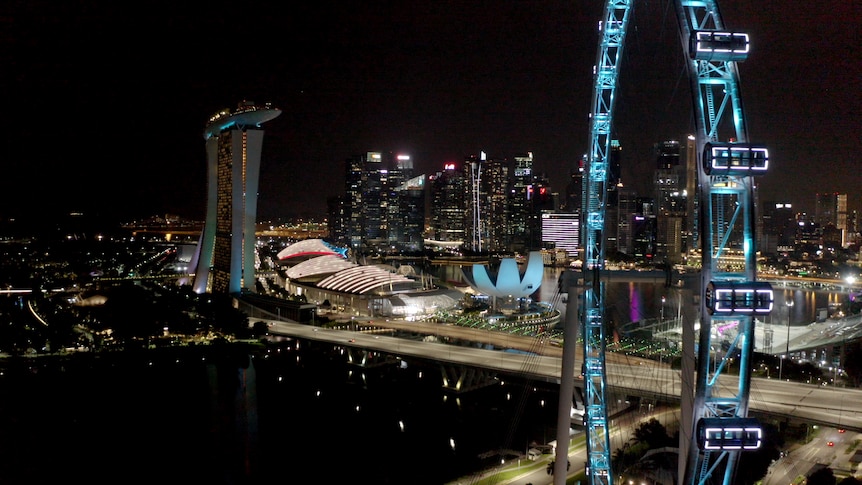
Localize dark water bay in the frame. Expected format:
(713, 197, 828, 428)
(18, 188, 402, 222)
(0, 341, 561, 485)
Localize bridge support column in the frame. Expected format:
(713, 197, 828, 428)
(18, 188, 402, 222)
(440, 364, 499, 393)
(345, 348, 400, 368)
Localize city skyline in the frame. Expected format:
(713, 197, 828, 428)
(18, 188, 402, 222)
(3, 0, 859, 223)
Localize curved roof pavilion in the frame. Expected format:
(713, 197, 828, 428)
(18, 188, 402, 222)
(278, 239, 422, 296)
(317, 265, 418, 295)
(277, 238, 344, 263)
(286, 254, 355, 282)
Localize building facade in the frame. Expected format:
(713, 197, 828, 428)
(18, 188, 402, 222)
(652, 140, 687, 264)
(192, 101, 281, 294)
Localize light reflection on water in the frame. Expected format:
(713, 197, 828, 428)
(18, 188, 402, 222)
(433, 264, 850, 330)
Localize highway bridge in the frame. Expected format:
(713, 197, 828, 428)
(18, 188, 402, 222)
(263, 319, 862, 434)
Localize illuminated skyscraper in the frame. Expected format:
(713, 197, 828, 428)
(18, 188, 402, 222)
(481, 156, 510, 252)
(191, 101, 281, 294)
(615, 185, 638, 255)
(816, 192, 848, 249)
(653, 140, 686, 263)
(815, 192, 848, 231)
(466, 152, 484, 252)
(684, 134, 698, 251)
(509, 152, 534, 253)
(540, 211, 580, 256)
(564, 156, 585, 214)
(429, 162, 468, 244)
(759, 201, 796, 254)
(605, 140, 622, 254)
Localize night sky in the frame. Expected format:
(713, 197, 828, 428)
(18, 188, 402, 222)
(2, 0, 859, 224)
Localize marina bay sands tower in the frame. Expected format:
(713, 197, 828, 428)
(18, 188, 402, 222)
(191, 101, 281, 294)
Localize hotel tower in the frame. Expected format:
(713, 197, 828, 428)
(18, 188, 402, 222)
(191, 101, 281, 294)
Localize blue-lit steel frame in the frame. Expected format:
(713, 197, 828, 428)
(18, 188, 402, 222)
(574, 1, 770, 485)
(674, 2, 771, 485)
(580, 1, 633, 484)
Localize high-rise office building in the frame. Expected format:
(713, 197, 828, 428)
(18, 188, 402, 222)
(386, 154, 414, 248)
(564, 156, 585, 214)
(192, 101, 281, 294)
(815, 193, 847, 229)
(466, 153, 485, 252)
(391, 173, 426, 252)
(652, 140, 686, 264)
(509, 152, 537, 253)
(815, 193, 848, 247)
(684, 135, 698, 251)
(814, 192, 848, 239)
(795, 216, 821, 250)
(339, 151, 422, 253)
(848, 210, 860, 245)
(605, 141, 623, 254)
(333, 149, 561, 255)
(760, 201, 796, 255)
(327, 194, 348, 245)
(632, 197, 657, 262)
(343, 152, 385, 251)
(530, 171, 554, 250)
(467, 153, 510, 253)
(361, 152, 387, 247)
(485, 157, 511, 252)
(655, 140, 680, 169)
(615, 186, 638, 256)
(429, 162, 468, 244)
(608, 139, 622, 185)
(343, 153, 367, 249)
(541, 211, 580, 256)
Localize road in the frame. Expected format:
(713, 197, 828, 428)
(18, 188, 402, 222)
(264, 319, 862, 432)
(763, 426, 862, 484)
(447, 406, 683, 485)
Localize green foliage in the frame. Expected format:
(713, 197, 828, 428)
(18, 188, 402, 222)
(251, 320, 269, 338)
(632, 417, 675, 449)
(806, 465, 836, 485)
(736, 421, 782, 485)
(612, 441, 649, 472)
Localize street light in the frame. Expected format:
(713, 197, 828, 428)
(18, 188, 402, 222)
(660, 295, 666, 332)
(779, 299, 794, 380)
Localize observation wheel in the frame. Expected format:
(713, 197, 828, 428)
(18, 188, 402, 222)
(565, 1, 774, 485)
